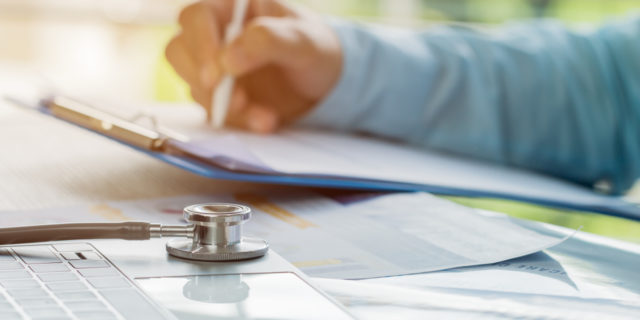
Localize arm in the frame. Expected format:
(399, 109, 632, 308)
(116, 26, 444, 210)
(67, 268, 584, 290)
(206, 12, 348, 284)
(302, 16, 640, 194)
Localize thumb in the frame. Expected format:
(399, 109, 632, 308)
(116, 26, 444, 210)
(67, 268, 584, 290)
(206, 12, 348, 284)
(220, 17, 312, 76)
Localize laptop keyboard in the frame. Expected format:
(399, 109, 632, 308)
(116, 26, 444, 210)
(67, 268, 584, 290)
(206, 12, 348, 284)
(0, 244, 161, 320)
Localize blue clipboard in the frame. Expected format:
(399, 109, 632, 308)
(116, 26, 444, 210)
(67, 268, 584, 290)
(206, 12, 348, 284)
(23, 95, 640, 222)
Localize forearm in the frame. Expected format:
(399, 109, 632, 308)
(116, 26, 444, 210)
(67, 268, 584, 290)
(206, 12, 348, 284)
(301, 16, 640, 194)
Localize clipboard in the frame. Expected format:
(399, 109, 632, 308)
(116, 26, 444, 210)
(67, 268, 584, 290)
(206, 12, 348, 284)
(26, 95, 640, 221)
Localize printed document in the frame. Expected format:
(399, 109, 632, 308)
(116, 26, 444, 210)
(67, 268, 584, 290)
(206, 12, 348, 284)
(2, 191, 569, 279)
(151, 104, 637, 218)
(314, 278, 640, 320)
(8, 99, 636, 217)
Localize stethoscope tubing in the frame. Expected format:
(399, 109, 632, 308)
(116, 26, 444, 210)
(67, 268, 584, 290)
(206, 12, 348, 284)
(0, 222, 154, 245)
(0, 203, 268, 262)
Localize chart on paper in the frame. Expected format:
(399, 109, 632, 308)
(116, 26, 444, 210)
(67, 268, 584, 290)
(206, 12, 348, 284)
(0, 191, 571, 279)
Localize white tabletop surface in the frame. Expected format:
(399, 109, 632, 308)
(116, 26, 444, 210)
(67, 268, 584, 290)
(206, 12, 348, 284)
(0, 97, 303, 211)
(2, 90, 640, 319)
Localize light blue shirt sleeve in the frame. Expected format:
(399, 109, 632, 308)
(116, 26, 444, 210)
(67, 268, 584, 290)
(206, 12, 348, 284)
(300, 16, 640, 195)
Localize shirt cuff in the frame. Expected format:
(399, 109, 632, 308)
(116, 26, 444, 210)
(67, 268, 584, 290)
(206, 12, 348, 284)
(297, 18, 364, 131)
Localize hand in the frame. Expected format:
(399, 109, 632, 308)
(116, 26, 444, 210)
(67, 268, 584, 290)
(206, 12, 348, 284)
(166, 0, 343, 133)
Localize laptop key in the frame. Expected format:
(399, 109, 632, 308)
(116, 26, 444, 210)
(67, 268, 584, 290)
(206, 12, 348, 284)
(0, 261, 24, 270)
(62, 251, 102, 260)
(46, 281, 88, 292)
(7, 288, 50, 298)
(0, 311, 22, 320)
(73, 310, 118, 320)
(24, 306, 68, 318)
(30, 263, 69, 273)
(16, 297, 59, 308)
(99, 289, 166, 320)
(78, 268, 120, 278)
(0, 279, 41, 289)
(87, 277, 130, 289)
(0, 270, 31, 279)
(38, 272, 78, 282)
(77, 252, 102, 260)
(69, 260, 109, 269)
(60, 252, 82, 260)
(0, 249, 15, 261)
(55, 291, 97, 301)
(53, 244, 93, 252)
(65, 300, 107, 312)
(13, 246, 60, 264)
(0, 300, 14, 310)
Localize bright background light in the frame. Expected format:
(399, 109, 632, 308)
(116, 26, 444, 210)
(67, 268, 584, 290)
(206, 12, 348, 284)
(1, 0, 639, 240)
(1, 0, 637, 104)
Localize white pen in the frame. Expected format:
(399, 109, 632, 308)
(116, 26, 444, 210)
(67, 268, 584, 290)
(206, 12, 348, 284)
(211, 0, 250, 128)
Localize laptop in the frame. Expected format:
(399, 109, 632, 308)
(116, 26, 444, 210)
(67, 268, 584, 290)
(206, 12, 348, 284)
(0, 238, 354, 319)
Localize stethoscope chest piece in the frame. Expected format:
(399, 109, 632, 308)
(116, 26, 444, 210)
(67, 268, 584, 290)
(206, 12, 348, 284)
(166, 203, 269, 261)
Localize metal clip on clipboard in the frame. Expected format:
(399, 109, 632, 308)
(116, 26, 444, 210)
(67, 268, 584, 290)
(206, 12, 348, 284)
(44, 96, 186, 152)
(42, 95, 272, 174)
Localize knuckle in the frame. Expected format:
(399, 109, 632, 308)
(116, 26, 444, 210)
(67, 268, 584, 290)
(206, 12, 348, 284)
(190, 88, 206, 106)
(178, 2, 204, 27)
(248, 18, 278, 42)
(164, 36, 182, 62)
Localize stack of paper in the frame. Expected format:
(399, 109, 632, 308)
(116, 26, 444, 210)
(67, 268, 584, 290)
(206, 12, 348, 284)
(8, 98, 640, 220)
(2, 191, 570, 279)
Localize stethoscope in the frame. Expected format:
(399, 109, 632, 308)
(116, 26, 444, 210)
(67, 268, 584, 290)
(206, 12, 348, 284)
(0, 203, 269, 262)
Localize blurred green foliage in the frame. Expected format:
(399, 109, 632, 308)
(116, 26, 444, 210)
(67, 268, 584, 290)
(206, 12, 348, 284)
(291, 0, 639, 22)
(445, 196, 640, 244)
(420, 0, 639, 23)
(438, 0, 628, 23)
(548, 0, 640, 22)
(155, 0, 640, 101)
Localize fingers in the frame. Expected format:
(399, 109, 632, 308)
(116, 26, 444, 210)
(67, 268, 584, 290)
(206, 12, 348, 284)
(245, 105, 279, 133)
(249, 0, 293, 18)
(165, 36, 200, 88)
(189, 83, 278, 133)
(177, 2, 223, 90)
(169, 1, 233, 118)
(225, 86, 278, 133)
(221, 17, 313, 77)
(229, 85, 248, 114)
(166, 0, 313, 132)
(168, 1, 266, 114)
(189, 87, 211, 121)
(228, 103, 280, 133)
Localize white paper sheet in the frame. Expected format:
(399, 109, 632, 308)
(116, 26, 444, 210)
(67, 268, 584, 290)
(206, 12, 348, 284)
(149, 103, 635, 217)
(313, 278, 640, 320)
(366, 250, 640, 301)
(1, 191, 570, 279)
(8, 99, 636, 218)
(182, 125, 614, 206)
(245, 191, 570, 279)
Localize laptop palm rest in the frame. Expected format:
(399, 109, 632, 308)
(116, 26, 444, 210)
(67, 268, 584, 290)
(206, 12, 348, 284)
(90, 239, 353, 319)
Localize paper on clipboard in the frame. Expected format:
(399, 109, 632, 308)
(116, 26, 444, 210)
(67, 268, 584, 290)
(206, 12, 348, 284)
(157, 105, 640, 221)
(7, 95, 640, 220)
